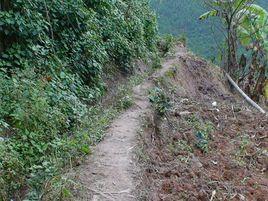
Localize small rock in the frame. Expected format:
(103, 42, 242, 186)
(180, 98, 189, 103)
(211, 160, 218, 165)
(191, 155, 203, 168)
(212, 101, 217, 107)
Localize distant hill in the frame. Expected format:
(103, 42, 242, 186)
(151, 0, 267, 60)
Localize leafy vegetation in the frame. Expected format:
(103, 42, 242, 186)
(150, 0, 267, 60)
(237, 4, 268, 101)
(0, 0, 158, 199)
(200, 0, 268, 101)
(149, 87, 171, 116)
(186, 115, 214, 153)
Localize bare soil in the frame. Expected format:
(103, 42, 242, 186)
(138, 47, 268, 201)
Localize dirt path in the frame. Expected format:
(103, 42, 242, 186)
(76, 45, 186, 201)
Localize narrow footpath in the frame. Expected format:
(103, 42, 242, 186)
(76, 45, 186, 201)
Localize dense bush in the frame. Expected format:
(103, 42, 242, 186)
(0, 0, 157, 82)
(0, 0, 157, 199)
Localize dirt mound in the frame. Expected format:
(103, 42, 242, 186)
(171, 53, 233, 102)
(138, 49, 268, 201)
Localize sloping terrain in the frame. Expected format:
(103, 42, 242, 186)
(137, 47, 268, 200)
(73, 45, 267, 201)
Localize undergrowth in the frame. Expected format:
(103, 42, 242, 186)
(0, 0, 158, 199)
(0, 70, 146, 200)
(149, 87, 171, 116)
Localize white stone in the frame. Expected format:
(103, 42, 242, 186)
(212, 101, 217, 107)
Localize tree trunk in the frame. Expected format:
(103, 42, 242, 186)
(0, 0, 11, 53)
(227, 26, 238, 78)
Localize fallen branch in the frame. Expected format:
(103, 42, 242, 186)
(226, 73, 266, 114)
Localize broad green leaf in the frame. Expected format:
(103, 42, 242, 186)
(199, 10, 218, 20)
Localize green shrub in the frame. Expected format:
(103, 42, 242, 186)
(186, 115, 214, 153)
(157, 34, 176, 56)
(0, 69, 89, 199)
(116, 93, 134, 110)
(0, 0, 158, 199)
(0, 0, 157, 85)
(149, 87, 171, 116)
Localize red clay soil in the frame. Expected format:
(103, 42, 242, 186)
(138, 50, 268, 201)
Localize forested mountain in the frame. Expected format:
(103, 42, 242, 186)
(151, 0, 268, 59)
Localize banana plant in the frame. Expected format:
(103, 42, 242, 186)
(237, 4, 268, 53)
(199, 0, 252, 20)
(200, 1, 268, 55)
(236, 4, 268, 100)
(199, 0, 255, 76)
(200, 0, 268, 100)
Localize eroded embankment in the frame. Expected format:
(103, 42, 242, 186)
(138, 49, 268, 201)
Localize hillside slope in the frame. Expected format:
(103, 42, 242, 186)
(71, 44, 267, 200)
(137, 45, 268, 200)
